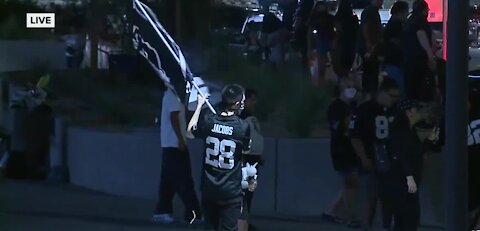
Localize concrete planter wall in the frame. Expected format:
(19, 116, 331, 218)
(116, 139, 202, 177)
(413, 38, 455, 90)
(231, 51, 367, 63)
(65, 126, 444, 226)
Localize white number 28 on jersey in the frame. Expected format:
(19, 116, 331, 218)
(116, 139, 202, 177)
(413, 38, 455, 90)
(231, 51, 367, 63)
(205, 136, 237, 169)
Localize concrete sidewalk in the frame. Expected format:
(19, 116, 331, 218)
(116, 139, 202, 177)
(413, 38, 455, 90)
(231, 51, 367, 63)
(0, 179, 441, 231)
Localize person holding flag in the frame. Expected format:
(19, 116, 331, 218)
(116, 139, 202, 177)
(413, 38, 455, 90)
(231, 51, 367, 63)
(129, 0, 217, 226)
(187, 84, 255, 231)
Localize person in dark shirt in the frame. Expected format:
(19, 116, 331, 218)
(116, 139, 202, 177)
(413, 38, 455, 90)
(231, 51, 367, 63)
(384, 1, 409, 97)
(307, 1, 336, 83)
(468, 86, 480, 230)
(239, 89, 263, 231)
(388, 99, 425, 231)
(358, 0, 384, 99)
(187, 84, 253, 231)
(293, 0, 315, 72)
(331, 0, 359, 78)
(263, 11, 289, 71)
(402, 0, 437, 102)
(350, 78, 400, 230)
(322, 77, 361, 228)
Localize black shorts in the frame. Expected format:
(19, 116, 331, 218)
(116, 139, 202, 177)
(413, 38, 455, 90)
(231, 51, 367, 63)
(202, 196, 242, 231)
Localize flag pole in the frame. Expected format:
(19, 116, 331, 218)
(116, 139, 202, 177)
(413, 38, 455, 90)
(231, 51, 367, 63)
(134, 0, 216, 114)
(190, 74, 217, 114)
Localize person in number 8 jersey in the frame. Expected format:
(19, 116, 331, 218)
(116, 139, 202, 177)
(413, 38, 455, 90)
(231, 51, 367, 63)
(187, 84, 253, 231)
(350, 78, 401, 230)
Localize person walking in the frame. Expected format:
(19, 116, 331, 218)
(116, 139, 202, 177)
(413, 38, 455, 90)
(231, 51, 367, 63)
(152, 88, 203, 225)
(239, 89, 264, 231)
(384, 1, 409, 97)
(323, 77, 361, 228)
(187, 84, 255, 231)
(357, 0, 384, 99)
(331, 0, 359, 79)
(402, 0, 437, 102)
(388, 100, 425, 231)
(307, 1, 336, 84)
(350, 79, 400, 231)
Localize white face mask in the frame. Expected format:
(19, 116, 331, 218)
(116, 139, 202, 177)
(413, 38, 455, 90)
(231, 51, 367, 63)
(343, 88, 357, 99)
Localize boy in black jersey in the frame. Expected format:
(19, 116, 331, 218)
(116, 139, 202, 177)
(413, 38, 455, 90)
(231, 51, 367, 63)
(187, 84, 253, 231)
(350, 78, 400, 231)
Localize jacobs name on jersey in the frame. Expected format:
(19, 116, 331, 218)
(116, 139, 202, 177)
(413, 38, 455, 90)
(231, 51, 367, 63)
(211, 124, 234, 136)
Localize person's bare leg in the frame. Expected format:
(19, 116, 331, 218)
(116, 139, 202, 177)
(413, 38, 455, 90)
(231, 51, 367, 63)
(365, 198, 378, 228)
(328, 190, 345, 216)
(344, 174, 359, 222)
(238, 219, 249, 231)
(364, 177, 378, 229)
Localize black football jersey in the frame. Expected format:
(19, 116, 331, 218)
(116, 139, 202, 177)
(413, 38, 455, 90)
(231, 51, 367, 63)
(193, 108, 251, 201)
(350, 100, 395, 160)
(328, 99, 358, 171)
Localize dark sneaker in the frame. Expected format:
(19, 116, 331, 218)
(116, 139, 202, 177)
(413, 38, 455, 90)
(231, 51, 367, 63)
(249, 224, 258, 230)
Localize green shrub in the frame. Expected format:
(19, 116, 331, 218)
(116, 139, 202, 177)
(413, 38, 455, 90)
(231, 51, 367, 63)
(208, 49, 333, 137)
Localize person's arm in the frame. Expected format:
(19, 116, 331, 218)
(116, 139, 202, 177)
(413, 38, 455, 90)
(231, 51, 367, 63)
(351, 138, 369, 162)
(186, 94, 207, 139)
(417, 30, 435, 60)
(362, 12, 375, 54)
(170, 111, 186, 149)
(242, 125, 252, 155)
(349, 109, 369, 161)
(186, 104, 203, 139)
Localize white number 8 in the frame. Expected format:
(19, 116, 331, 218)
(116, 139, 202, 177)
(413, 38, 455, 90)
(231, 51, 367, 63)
(205, 136, 236, 169)
(375, 116, 389, 139)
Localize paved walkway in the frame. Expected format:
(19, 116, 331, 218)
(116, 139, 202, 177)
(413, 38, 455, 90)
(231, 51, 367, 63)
(0, 179, 441, 231)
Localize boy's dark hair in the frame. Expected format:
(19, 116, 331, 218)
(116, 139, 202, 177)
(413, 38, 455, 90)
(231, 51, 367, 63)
(378, 77, 400, 92)
(245, 88, 258, 100)
(221, 84, 245, 109)
(391, 1, 409, 15)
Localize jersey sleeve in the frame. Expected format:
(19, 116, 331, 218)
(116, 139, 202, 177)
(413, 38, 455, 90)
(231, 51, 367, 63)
(192, 109, 212, 139)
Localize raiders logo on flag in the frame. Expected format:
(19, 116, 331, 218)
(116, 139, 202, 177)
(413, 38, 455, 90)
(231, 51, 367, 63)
(130, 0, 191, 103)
(129, 0, 216, 114)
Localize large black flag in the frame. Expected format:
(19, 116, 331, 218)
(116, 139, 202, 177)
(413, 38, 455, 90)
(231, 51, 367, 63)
(129, 0, 192, 103)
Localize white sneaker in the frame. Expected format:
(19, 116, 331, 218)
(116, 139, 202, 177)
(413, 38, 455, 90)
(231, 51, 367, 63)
(189, 217, 204, 225)
(152, 214, 174, 224)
